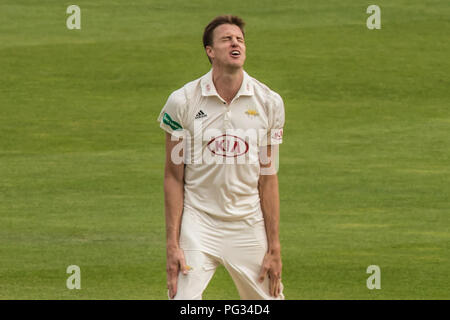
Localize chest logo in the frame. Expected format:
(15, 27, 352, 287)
(207, 134, 249, 157)
(245, 108, 259, 117)
(195, 110, 207, 120)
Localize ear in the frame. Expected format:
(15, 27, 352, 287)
(205, 45, 214, 60)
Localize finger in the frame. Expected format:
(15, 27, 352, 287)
(168, 279, 177, 299)
(179, 253, 190, 275)
(258, 266, 269, 283)
(274, 279, 280, 297)
(270, 273, 281, 297)
(181, 262, 188, 275)
(275, 273, 282, 297)
(267, 273, 272, 296)
(270, 275, 277, 297)
(268, 276, 273, 296)
(167, 267, 179, 299)
(181, 265, 193, 275)
(277, 275, 282, 297)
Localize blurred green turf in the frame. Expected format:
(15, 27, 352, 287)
(0, 0, 449, 299)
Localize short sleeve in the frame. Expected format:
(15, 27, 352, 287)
(261, 92, 285, 146)
(157, 89, 186, 139)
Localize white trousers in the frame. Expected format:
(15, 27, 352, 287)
(171, 206, 284, 300)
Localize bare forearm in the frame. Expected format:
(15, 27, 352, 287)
(258, 174, 281, 253)
(164, 175, 184, 249)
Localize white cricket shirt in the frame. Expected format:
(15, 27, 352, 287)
(157, 69, 285, 221)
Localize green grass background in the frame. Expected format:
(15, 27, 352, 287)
(0, 0, 449, 299)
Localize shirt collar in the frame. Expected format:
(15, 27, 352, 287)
(201, 69, 254, 99)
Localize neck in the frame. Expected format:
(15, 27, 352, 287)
(211, 66, 244, 105)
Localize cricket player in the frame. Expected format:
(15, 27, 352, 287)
(158, 15, 285, 300)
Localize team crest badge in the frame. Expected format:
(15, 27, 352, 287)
(245, 108, 259, 117)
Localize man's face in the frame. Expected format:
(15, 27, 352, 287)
(206, 24, 246, 68)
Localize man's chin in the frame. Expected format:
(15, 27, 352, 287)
(213, 58, 245, 70)
(226, 60, 245, 69)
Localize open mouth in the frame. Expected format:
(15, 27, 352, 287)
(230, 50, 241, 58)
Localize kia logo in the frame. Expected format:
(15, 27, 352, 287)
(207, 134, 249, 157)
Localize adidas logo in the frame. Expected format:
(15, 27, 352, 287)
(195, 110, 207, 120)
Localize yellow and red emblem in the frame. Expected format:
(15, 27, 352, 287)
(245, 108, 259, 117)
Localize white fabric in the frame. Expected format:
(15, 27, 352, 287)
(171, 206, 284, 300)
(157, 69, 285, 221)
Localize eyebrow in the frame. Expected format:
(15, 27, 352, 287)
(220, 35, 244, 39)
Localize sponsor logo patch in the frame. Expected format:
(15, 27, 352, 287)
(207, 134, 249, 157)
(272, 128, 283, 141)
(162, 112, 182, 131)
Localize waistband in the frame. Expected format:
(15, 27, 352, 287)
(183, 204, 264, 227)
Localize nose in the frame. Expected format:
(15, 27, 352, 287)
(231, 37, 239, 46)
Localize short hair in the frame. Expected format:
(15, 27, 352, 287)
(202, 15, 245, 63)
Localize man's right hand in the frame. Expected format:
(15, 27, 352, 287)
(166, 246, 189, 299)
